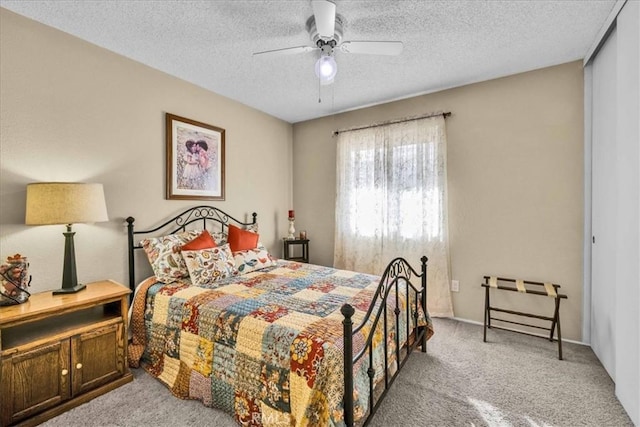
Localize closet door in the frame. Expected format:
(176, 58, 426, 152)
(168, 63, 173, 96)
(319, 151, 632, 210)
(613, 1, 640, 423)
(590, 26, 617, 379)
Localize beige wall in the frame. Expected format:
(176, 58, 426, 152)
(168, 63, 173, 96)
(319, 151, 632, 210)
(0, 9, 292, 292)
(293, 62, 584, 341)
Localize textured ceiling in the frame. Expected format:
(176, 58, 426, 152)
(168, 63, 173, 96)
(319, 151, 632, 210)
(0, 0, 614, 123)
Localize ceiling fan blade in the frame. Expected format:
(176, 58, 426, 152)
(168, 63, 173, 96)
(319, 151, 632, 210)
(253, 45, 317, 58)
(339, 41, 404, 55)
(312, 0, 336, 39)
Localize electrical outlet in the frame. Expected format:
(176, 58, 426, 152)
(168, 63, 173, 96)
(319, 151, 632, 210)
(451, 280, 460, 292)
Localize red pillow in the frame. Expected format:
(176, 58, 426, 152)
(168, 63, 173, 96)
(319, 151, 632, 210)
(227, 224, 259, 252)
(181, 229, 217, 251)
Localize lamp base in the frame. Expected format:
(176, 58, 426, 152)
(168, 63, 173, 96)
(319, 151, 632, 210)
(287, 218, 296, 240)
(53, 225, 86, 295)
(53, 283, 86, 295)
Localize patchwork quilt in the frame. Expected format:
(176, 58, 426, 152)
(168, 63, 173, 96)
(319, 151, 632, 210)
(129, 261, 432, 426)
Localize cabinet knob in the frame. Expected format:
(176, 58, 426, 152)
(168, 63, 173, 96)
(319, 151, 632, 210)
(61, 369, 68, 376)
(76, 363, 83, 369)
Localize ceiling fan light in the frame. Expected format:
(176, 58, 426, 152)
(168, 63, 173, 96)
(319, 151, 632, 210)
(315, 55, 337, 84)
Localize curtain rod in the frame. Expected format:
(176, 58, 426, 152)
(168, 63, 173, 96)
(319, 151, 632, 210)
(333, 111, 451, 136)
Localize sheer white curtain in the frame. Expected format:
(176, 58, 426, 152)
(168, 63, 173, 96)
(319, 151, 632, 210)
(334, 115, 453, 317)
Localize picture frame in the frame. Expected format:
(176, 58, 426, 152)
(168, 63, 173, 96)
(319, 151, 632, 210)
(166, 113, 225, 200)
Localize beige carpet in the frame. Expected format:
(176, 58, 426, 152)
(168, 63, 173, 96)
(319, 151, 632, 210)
(42, 318, 633, 427)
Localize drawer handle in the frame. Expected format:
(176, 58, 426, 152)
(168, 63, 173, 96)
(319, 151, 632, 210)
(76, 363, 83, 369)
(61, 369, 68, 376)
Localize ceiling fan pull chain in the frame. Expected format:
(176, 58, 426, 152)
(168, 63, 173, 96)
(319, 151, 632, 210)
(318, 77, 322, 103)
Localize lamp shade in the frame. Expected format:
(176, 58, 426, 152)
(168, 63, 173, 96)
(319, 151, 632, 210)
(25, 183, 109, 225)
(315, 55, 337, 85)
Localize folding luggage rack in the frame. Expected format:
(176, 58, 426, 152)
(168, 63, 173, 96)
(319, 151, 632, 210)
(482, 276, 568, 359)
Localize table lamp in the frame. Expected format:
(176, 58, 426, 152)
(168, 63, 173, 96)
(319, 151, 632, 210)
(25, 182, 109, 294)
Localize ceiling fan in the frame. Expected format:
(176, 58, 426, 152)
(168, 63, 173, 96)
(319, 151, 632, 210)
(253, 0, 403, 85)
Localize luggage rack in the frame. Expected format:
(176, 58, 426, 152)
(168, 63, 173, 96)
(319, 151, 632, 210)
(482, 275, 568, 360)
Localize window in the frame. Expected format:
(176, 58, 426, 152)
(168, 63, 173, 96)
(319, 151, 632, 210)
(344, 142, 444, 241)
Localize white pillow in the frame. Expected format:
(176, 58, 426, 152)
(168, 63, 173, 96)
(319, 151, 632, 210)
(233, 245, 277, 275)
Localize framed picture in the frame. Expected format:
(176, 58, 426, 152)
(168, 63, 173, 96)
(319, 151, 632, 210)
(166, 113, 225, 200)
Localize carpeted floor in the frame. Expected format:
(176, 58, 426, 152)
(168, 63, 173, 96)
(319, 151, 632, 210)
(42, 318, 633, 427)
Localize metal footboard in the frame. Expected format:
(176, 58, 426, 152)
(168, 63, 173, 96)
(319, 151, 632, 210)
(342, 256, 428, 426)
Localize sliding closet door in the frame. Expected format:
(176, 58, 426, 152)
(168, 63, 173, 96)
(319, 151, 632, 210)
(590, 26, 617, 379)
(613, 1, 639, 423)
(589, 3, 639, 422)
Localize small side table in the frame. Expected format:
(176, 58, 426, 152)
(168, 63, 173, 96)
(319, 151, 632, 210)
(283, 238, 309, 263)
(0, 280, 132, 426)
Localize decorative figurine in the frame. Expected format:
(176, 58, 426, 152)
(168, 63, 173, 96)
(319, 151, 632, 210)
(0, 253, 32, 305)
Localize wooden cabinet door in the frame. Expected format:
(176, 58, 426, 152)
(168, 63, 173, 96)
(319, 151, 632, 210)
(70, 322, 125, 396)
(0, 340, 70, 426)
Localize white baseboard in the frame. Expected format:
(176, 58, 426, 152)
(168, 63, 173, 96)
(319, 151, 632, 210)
(448, 316, 590, 346)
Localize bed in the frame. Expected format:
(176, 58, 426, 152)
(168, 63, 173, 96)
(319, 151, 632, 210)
(126, 206, 433, 426)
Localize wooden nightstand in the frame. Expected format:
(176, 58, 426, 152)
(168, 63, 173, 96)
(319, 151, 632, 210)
(0, 280, 133, 426)
(283, 238, 310, 263)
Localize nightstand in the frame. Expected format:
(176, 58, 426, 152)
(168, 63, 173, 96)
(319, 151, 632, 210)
(0, 280, 133, 426)
(283, 238, 310, 263)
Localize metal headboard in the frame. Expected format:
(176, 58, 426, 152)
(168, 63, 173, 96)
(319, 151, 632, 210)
(126, 205, 257, 293)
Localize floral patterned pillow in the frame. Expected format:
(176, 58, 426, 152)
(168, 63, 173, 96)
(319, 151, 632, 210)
(182, 243, 238, 286)
(233, 245, 277, 275)
(211, 230, 227, 246)
(141, 230, 201, 283)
